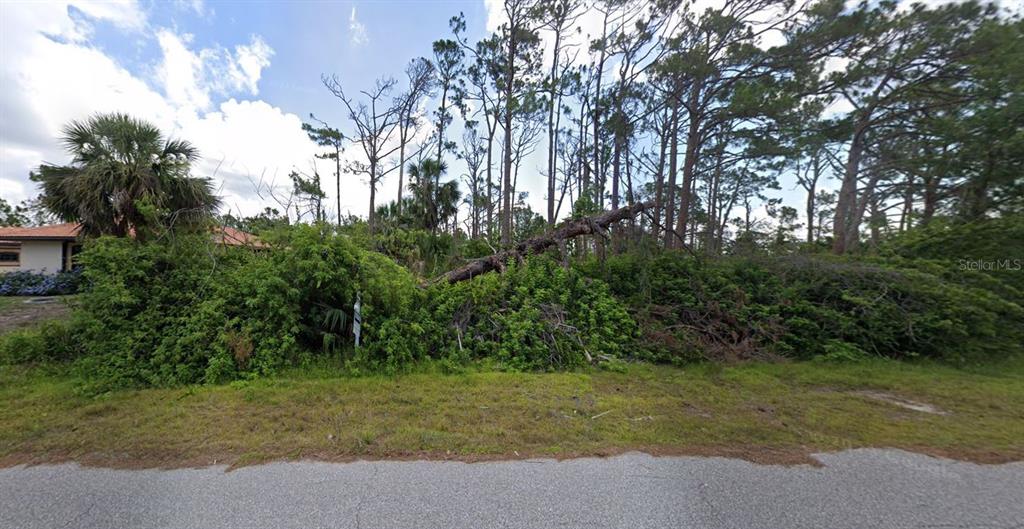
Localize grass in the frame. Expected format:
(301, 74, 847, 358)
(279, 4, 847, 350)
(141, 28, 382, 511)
(1, 357, 1022, 468)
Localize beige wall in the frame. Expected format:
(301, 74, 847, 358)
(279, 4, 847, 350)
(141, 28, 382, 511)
(15, 241, 64, 273)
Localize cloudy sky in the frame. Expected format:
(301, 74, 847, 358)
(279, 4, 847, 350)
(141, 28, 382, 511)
(0, 0, 497, 221)
(2, 0, 1021, 225)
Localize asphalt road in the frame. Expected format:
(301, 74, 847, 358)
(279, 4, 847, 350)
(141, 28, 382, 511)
(1, 449, 1021, 529)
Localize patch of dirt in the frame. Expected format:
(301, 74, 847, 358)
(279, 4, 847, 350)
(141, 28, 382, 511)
(851, 390, 950, 415)
(0, 297, 71, 334)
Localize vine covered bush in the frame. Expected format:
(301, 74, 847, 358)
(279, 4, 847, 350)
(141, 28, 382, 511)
(7, 217, 1021, 389)
(585, 251, 1024, 364)
(368, 256, 635, 372)
(66, 225, 425, 389)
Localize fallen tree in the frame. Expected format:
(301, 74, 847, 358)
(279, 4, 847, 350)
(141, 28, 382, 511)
(440, 200, 654, 284)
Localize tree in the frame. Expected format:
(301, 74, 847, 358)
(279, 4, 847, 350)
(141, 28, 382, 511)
(801, 0, 999, 253)
(452, 15, 511, 240)
(656, 0, 803, 249)
(394, 58, 437, 216)
(31, 112, 220, 239)
(302, 115, 344, 226)
(538, 0, 584, 226)
(322, 76, 403, 236)
(432, 39, 465, 165)
(405, 158, 461, 234)
(289, 168, 326, 223)
(0, 198, 29, 227)
(460, 125, 488, 238)
(494, 0, 543, 246)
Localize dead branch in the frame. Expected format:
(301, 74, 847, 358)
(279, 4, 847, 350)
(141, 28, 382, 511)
(439, 200, 654, 284)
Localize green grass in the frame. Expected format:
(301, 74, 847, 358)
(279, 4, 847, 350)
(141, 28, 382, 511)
(1, 357, 1022, 468)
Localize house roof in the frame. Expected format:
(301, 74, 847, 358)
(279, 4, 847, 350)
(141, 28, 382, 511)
(0, 223, 81, 240)
(0, 223, 266, 248)
(214, 226, 269, 249)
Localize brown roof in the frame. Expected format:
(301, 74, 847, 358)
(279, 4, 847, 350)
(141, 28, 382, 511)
(213, 226, 269, 249)
(0, 223, 265, 248)
(0, 223, 81, 240)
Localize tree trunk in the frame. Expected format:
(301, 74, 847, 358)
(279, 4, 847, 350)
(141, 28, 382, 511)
(441, 200, 653, 284)
(438, 88, 447, 163)
(368, 161, 378, 237)
(832, 123, 866, 254)
(662, 98, 679, 248)
(592, 50, 606, 210)
(921, 174, 938, 226)
(653, 107, 668, 241)
(397, 141, 406, 217)
(546, 31, 562, 226)
(486, 119, 495, 237)
(501, 37, 517, 246)
(336, 146, 343, 226)
(676, 83, 701, 247)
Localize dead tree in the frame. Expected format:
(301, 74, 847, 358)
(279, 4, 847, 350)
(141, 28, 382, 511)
(439, 200, 653, 284)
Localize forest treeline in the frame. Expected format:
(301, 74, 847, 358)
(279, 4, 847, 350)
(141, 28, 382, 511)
(237, 0, 1022, 257)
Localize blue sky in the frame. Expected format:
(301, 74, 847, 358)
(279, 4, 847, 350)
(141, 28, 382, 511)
(5, 0, 1020, 228)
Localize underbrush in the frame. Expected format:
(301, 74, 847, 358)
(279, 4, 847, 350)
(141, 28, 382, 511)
(1, 225, 631, 391)
(2, 218, 1021, 391)
(581, 251, 1024, 365)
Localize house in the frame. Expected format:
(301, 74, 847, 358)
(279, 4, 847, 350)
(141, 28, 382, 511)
(0, 223, 265, 274)
(0, 223, 82, 274)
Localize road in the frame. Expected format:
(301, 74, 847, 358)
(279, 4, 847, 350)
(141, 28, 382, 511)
(1, 449, 1021, 529)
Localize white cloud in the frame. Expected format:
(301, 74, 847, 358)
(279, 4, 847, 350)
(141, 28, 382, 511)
(72, 0, 147, 33)
(231, 36, 273, 95)
(155, 31, 273, 111)
(0, 1, 326, 219)
(349, 6, 368, 47)
(173, 0, 209, 17)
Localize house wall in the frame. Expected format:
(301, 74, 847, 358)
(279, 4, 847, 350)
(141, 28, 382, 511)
(16, 241, 64, 273)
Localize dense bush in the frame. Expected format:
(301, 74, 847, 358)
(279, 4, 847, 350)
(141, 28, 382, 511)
(765, 256, 1022, 363)
(64, 225, 426, 389)
(0, 320, 80, 365)
(884, 215, 1024, 263)
(8, 216, 1020, 389)
(882, 215, 1024, 301)
(0, 268, 82, 296)
(584, 251, 1024, 364)
(369, 256, 635, 372)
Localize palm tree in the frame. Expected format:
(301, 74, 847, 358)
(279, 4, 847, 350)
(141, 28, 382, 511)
(406, 159, 461, 234)
(31, 113, 220, 238)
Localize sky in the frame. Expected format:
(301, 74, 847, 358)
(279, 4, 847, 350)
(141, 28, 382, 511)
(0, 0, 496, 222)
(2, 0, 1021, 227)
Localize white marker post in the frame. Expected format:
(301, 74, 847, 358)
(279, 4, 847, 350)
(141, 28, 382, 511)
(353, 293, 362, 349)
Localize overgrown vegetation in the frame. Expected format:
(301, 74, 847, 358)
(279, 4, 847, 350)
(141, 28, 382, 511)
(586, 250, 1023, 365)
(2, 216, 1020, 392)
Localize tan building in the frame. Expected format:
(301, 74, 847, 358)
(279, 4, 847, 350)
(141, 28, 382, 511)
(0, 223, 82, 274)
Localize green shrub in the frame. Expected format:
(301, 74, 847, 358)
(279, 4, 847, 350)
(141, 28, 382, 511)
(71, 234, 232, 388)
(884, 215, 1024, 263)
(0, 320, 80, 364)
(370, 256, 636, 372)
(584, 251, 1024, 364)
(64, 224, 423, 389)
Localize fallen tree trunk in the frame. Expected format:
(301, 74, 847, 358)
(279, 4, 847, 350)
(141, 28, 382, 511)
(440, 200, 654, 284)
